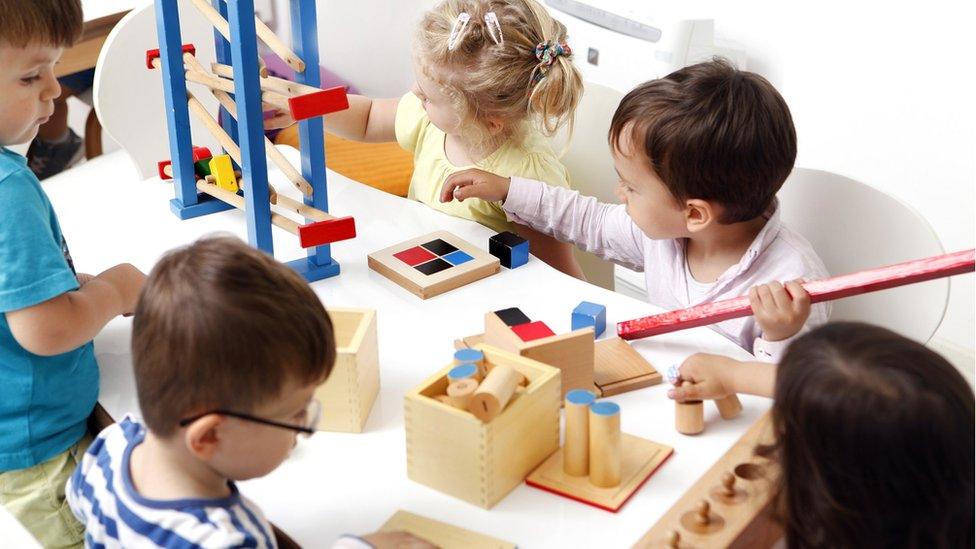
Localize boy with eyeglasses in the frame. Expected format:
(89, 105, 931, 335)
(66, 236, 428, 548)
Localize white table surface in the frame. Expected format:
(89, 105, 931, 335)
(43, 148, 762, 548)
(82, 0, 150, 22)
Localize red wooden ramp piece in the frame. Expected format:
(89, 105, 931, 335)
(288, 86, 349, 121)
(617, 249, 976, 341)
(145, 43, 196, 69)
(297, 216, 356, 248)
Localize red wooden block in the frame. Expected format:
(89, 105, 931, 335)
(511, 321, 556, 342)
(157, 160, 172, 180)
(145, 43, 196, 69)
(618, 249, 976, 340)
(287, 86, 349, 121)
(191, 146, 213, 162)
(393, 246, 437, 266)
(297, 216, 357, 248)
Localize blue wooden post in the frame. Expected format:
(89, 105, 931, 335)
(213, 0, 239, 149)
(227, 0, 274, 253)
(155, 1, 231, 219)
(286, 0, 341, 281)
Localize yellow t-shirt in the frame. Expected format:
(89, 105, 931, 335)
(395, 92, 571, 233)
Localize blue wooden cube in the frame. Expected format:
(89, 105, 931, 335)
(572, 301, 606, 337)
(489, 231, 529, 269)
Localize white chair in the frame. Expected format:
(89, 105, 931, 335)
(777, 167, 948, 343)
(93, 0, 221, 180)
(551, 81, 623, 289)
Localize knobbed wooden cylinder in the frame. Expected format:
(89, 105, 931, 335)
(468, 365, 520, 421)
(714, 394, 743, 419)
(563, 389, 596, 476)
(588, 401, 622, 488)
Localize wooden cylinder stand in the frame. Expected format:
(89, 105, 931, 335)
(563, 389, 596, 476)
(588, 401, 622, 488)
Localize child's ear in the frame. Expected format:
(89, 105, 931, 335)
(183, 415, 224, 460)
(485, 116, 505, 136)
(684, 199, 716, 233)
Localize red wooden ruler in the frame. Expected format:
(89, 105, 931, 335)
(617, 249, 975, 341)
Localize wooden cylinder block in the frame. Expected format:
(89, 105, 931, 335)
(447, 379, 478, 410)
(588, 401, 622, 488)
(563, 389, 596, 476)
(453, 348, 485, 371)
(447, 363, 481, 384)
(675, 382, 704, 435)
(715, 393, 743, 420)
(468, 365, 520, 422)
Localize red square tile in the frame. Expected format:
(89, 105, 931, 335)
(394, 246, 437, 266)
(511, 321, 556, 342)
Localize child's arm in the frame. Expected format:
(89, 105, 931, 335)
(668, 353, 776, 400)
(441, 169, 646, 271)
(749, 280, 811, 362)
(322, 95, 399, 143)
(512, 224, 585, 279)
(6, 263, 145, 356)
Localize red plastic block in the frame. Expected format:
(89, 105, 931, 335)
(191, 146, 213, 162)
(618, 249, 976, 341)
(511, 321, 556, 342)
(393, 246, 437, 267)
(287, 86, 349, 121)
(298, 216, 357, 248)
(157, 160, 172, 180)
(145, 43, 196, 69)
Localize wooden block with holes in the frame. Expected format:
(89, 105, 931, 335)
(368, 231, 500, 299)
(404, 344, 561, 509)
(526, 433, 672, 512)
(313, 308, 378, 433)
(379, 510, 515, 549)
(593, 338, 662, 396)
(634, 410, 782, 549)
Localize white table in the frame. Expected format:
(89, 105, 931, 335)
(44, 148, 761, 548)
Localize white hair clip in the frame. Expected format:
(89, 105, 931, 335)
(485, 12, 504, 45)
(447, 12, 471, 51)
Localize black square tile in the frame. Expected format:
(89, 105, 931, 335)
(414, 257, 453, 276)
(421, 238, 459, 256)
(494, 307, 531, 326)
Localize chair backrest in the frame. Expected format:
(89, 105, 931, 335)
(778, 167, 948, 343)
(551, 81, 623, 289)
(93, 0, 221, 180)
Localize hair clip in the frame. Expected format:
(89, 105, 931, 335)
(485, 12, 504, 45)
(447, 12, 471, 51)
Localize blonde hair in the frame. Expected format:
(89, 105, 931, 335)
(415, 0, 583, 149)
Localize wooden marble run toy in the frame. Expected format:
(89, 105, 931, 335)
(634, 410, 783, 548)
(150, 0, 355, 281)
(404, 345, 560, 509)
(619, 249, 975, 340)
(525, 390, 673, 512)
(458, 307, 661, 398)
(368, 231, 500, 299)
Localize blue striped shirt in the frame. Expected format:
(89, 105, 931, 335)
(66, 417, 276, 548)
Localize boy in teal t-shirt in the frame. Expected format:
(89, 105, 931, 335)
(0, 1, 146, 545)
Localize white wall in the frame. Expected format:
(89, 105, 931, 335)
(273, 1, 974, 359)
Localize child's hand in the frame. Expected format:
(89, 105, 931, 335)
(106, 263, 147, 317)
(264, 109, 294, 131)
(440, 168, 511, 203)
(361, 531, 437, 549)
(667, 353, 739, 401)
(749, 280, 811, 342)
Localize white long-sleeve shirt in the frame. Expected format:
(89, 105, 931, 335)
(503, 177, 830, 361)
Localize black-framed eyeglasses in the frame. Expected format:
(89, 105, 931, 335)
(178, 399, 321, 438)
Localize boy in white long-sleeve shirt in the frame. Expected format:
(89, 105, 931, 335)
(441, 59, 828, 361)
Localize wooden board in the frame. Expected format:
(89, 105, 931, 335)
(368, 231, 500, 299)
(380, 510, 515, 549)
(634, 410, 782, 548)
(619, 249, 975, 340)
(593, 338, 662, 397)
(526, 433, 673, 512)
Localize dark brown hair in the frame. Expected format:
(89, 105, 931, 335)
(609, 58, 796, 223)
(767, 322, 974, 548)
(0, 0, 83, 48)
(132, 236, 336, 437)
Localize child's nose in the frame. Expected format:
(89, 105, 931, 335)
(40, 74, 61, 102)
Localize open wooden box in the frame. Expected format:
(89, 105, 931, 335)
(314, 308, 379, 433)
(404, 344, 561, 509)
